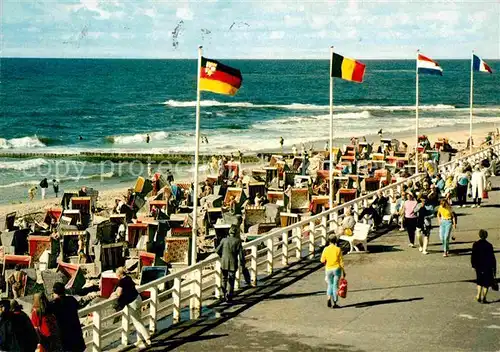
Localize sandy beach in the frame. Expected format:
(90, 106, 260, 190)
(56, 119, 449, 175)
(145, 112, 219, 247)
(0, 122, 497, 218)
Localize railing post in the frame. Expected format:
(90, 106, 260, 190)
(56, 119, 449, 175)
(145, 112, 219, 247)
(353, 202, 359, 222)
(320, 215, 327, 246)
(309, 220, 316, 256)
(215, 259, 222, 299)
(266, 238, 273, 274)
(362, 199, 369, 224)
(172, 277, 181, 323)
(121, 305, 130, 346)
(250, 245, 258, 285)
(332, 211, 339, 232)
(190, 268, 202, 319)
(149, 287, 158, 334)
(92, 310, 102, 352)
(281, 231, 289, 266)
(295, 226, 302, 259)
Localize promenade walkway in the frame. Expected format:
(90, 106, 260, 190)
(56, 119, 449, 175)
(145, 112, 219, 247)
(133, 176, 500, 352)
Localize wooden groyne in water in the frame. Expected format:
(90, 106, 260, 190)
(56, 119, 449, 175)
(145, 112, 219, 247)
(0, 151, 262, 164)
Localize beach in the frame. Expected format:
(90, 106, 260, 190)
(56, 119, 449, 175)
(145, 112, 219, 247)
(1, 121, 497, 217)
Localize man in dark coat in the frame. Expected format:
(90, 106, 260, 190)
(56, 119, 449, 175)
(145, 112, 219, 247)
(471, 229, 497, 303)
(50, 282, 86, 352)
(215, 227, 245, 301)
(10, 300, 38, 352)
(0, 299, 20, 351)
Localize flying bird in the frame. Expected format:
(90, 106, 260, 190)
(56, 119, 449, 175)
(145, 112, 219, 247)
(228, 21, 249, 31)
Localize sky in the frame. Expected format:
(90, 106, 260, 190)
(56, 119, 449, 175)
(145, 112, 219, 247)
(2, 0, 499, 59)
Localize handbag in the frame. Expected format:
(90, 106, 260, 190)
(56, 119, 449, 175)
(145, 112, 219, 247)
(337, 278, 348, 298)
(482, 190, 488, 199)
(492, 278, 499, 292)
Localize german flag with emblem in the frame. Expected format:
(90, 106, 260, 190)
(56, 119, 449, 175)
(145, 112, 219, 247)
(200, 57, 242, 95)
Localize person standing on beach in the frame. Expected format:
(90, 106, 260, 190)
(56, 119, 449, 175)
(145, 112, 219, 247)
(39, 178, 49, 200)
(28, 186, 37, 201)
(437, 199, 456, 257)
(146, 134, 150, 144)
(321, 236, 345, 308)
(279, 137, 284, 153)
(471, 229, 497, 303)
(52, 179, 59, 198)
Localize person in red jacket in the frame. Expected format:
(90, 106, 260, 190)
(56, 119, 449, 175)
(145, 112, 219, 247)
(31, 292, 62, 352)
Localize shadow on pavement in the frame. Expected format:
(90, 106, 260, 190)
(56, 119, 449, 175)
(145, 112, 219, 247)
(350, 278, 476, 293)
(265, 290, 325, 300)
(341, 297, 423, 309)
(366, 244, 403, 253)
(135, 255, 325, 351)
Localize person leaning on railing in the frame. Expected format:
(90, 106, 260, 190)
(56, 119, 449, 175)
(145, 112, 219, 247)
(320, 236, 345, 309)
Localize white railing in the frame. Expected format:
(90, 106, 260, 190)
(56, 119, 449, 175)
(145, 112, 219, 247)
(79, 141, 500, 351)
(438, 141, 500, 175)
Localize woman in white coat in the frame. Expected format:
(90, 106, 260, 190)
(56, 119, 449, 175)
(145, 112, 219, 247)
(470, 165, 486, 208)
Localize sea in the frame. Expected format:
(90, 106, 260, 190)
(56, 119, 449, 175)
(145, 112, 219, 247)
(0, 58, 499, 204)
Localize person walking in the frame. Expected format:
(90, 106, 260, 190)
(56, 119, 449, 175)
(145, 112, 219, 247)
(437, 199, 456, 257)
(454, 167, 470, 207)
(39, 178, 49, 200)
(10, 300, 38, 352)
(50, 283, 85, 352)
(52, 179, 59, 198)
(415, 195, 432, 255)
(320, 236, 345, 309)
(470, 165, 486, 208)
(28, 186, 37, 201)
(471, 229, 497, 303)
(111, 268, 151, 348)
(401, 192, 418, 248)
(31, 292, 62, 352)
(215, 226, 245, 302)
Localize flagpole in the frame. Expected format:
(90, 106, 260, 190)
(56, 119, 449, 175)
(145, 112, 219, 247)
(329, 46, 334, 210)
(191, 45, 202, 265)
(415, 49, 419, 173)
(469, 50, 474, 152)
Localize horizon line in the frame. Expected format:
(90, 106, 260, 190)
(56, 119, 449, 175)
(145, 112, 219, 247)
(2, 56, 499, 61)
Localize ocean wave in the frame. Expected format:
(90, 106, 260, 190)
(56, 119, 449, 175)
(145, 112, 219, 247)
(0, 136, 46, 149)
(0, 158, 49, 171)
(0, 181, 40, 189)
(105, 131, 169, 145)
(256, 111, 372, 127)
(163, 99, 460, 112)
(60, 171, 115, 181)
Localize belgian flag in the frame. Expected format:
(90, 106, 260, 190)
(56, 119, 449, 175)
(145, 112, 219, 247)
(200, 57, 243, 95)
(331, 53, 366, 83)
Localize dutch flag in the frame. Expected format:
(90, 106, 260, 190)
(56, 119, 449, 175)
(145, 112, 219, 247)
(417, 54, 443, 76)
(473, 54, 493, 74)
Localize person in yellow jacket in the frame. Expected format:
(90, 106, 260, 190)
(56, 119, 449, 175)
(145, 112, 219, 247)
(321, 236, 346, 308)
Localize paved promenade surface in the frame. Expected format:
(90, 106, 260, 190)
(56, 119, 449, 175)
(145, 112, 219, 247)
(137, 176, 500, 352)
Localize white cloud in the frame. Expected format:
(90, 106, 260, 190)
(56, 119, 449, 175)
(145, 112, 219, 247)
(176, 8, 193, 21)
(284, 15, 303, 27)
(26, 26, 41, 33)
(144, 8, 157, 18)
(269, 31, 285, 40)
